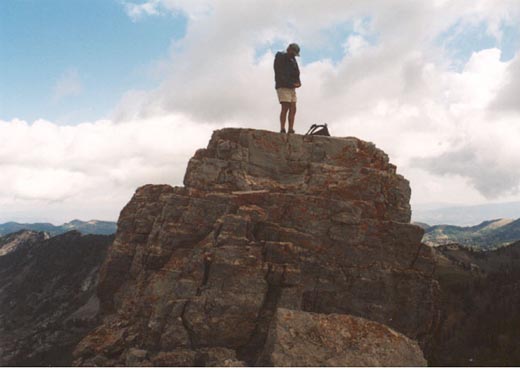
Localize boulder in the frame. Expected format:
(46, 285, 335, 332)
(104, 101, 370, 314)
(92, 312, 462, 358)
(258, 308, 426, 366)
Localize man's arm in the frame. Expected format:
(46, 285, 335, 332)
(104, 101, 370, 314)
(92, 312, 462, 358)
(293, 60, 301, 88)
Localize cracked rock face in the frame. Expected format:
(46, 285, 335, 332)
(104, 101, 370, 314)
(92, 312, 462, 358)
(73, 128, 438, 366)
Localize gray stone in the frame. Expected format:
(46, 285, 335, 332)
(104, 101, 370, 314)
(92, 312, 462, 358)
(125, 348, 148, 366)
(73, 128, 438, 366)
(258, 308, 427, 367)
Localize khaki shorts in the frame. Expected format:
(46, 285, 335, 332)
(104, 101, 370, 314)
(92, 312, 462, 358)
(276, 88, 297, 103)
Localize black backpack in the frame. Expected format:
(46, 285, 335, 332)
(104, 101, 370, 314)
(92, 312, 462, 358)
(305, 124, 330, 136)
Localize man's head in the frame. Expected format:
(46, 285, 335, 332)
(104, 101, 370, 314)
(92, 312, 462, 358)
(287, 43, 300, 57)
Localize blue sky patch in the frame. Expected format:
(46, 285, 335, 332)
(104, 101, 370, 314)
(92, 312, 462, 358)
(0, 0, 187, 124)
(436, 19, 520, 70)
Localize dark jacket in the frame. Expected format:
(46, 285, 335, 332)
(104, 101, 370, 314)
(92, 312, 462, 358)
(274, 51, 300, 89)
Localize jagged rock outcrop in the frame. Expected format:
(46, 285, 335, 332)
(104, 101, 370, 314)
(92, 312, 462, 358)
(73, 128, 439, 366)
(0, 231, 113, 366)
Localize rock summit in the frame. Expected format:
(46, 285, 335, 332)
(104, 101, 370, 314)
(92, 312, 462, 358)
(74, 128, 438, 366)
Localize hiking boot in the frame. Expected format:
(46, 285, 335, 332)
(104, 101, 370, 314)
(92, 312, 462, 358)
(288, 129, 295, 134)
(280, 128, 286, 134)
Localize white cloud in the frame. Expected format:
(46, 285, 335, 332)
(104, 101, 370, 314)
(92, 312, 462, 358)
(3, 0, 520, 223)
(122, 0, 162, 22)
(407, 50, 520, 200)
(343, 35, 369, 55)
(112, 0, 520, 203)
(0, 115, 216, 223)
(490, 53, 520, 113)
(122, 0, 212, 21)
(52, 68, 83, 101)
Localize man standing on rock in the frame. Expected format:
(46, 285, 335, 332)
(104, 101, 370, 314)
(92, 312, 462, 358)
(274, 43, 301, 134)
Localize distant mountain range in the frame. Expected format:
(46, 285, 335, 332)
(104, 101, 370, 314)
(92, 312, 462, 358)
(0, 219, 117, 236)
(422, 218, 520, 250)
(412, 201, 520, 226)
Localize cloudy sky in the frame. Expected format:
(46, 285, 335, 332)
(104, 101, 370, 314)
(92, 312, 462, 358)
(1, 0, 520, 224)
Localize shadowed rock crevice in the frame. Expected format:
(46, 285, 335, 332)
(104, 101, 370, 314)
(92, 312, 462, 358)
(237, 264, 283, 365)
(73, 128, 437, 366)
(197, 256, 212, 296)
(180, 301, 195, 348)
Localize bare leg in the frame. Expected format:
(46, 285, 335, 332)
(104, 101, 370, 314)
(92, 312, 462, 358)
(280, 102, 290, 131)
(288, 102, 297, 132)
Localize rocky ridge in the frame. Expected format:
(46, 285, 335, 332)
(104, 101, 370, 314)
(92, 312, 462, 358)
(0, 230, 113, 366)
(73, 128, 439, 366)
(0, 230, 48, 257)
(423, 218, 520, 250)
(428, 241, 520, 365)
